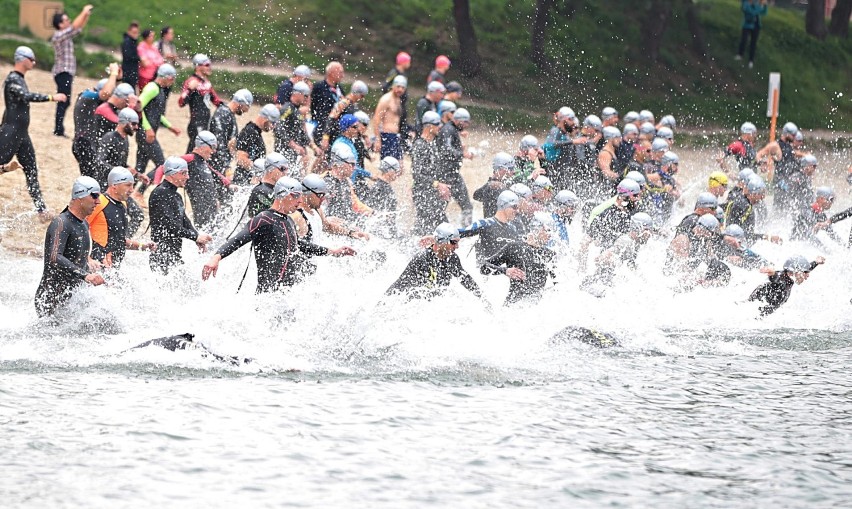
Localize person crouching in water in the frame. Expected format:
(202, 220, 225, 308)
(480, 211, 557, 306)
(749, 255, 824, 316)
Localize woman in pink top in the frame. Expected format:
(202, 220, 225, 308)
(137, 29, 163, 92)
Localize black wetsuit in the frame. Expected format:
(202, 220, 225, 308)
(0, 70, 50, 211)
(93, 101, 121, 141)
(724, 193, 768, 246)
(121, 33, 139, 88)
(358, 179, 398, 237)
(275, 79, 294, 105)
(588, 201, 633, 248)
(724, 138, 756, 171)
(273, 102, 310, 162)
(473, 180, 508, 219)
(459, 217, 520, 264)
(95, 131, 130, 188)
(414, 97, 438, 136)
(89, 195, 129, 266)
(148, 181, 199, 274)
(71, 89, 102, 179)
(234, 122, 265, 185)
(184, 154, 219, 228)
(543, 125, 576, 190)
(208, 104, 238, 174)
(664, 227, 730, 285)
(324, 174, 360, 223)
(749, 262, 819, 316)
(410, 137, 447, 234)
(35, 208, 91, 317)
(481, 241, 555, 305)
(180, 74, 221, 153)
(215, 209, 327, 293)
(791, 205, 841, 247)
(783, 169, 813, 214)
(828, 205, 852, 247)
(436, 121, 472, 214)
(310, 80, 342, 143)
(573, 137, 603, 200)
(247, 182, 275, 219)
(386, 249, 481, 299)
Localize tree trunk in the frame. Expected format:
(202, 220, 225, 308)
(684, 0, 707, 61)
(452, 0, 482, 77)
(531, 0, 556, 73)
(641, 0, 674, 61)
(806, 0, 827, 39)
(829, 0, 852, 37)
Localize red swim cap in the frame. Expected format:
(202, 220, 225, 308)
(435, 55, 451, 67)
(396, 52, 411, 65)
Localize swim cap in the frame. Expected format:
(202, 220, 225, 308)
(259, 104, 281, 122)
(292, 81, 311, 96)
(782, 122, 798, 136)
(509, 183, 532, 199)
(301, 173, 329, 195)
(639, 110, 655, 123)
(740, 122, 757, 134)
(651, 138, 669, 152)
(625, 170, 646, 186)
(602, 126, 621, 140)
(264, 152, 289, 172)
(350, 80, 368, 96)
(557, 106, 576, 120)
(623, 111, 639, 123)
(497, 190, 520, 210)
(529, 211, 556, 231)
(795, 131, 804, 142)
(491, 152, 514, 172)
(293, 65, 311, 78)
(661, 151, 679, 166)
(453, 108, 471, 122)
(601, 106, 619, 120)
(379, 156, 401, 173)
(783, 255, 811, 273)
(156, 63, 177, 78)
(194, 130, 218, 150)
(339, 114, 359, 131)
(815, 186, 834, 200)
(657, 126, 674, 140)
(392, 75, 408, 88)
(660, 115, 676, 129)
(96, 79, 108, 92)
(192, 54, 211, 66)
(697, 213, 720, 232)
(427, 81, 446, 93)
(113, 83, 135, 99)
(746, 176, 766, 194)
(396, 52, 411, 65)
(629, 212, 653, 231)
(232, 89, 254, 105)
(716, 206, 725, 222)
(695, 192, 718, 210)
(801, 154, 818, 167)
(531, 175, 554, 193)
(252, 158, 265, 175)
(330, 143, 357, 165)
(738, 167, 755, 183)
(708, 171, 729, 187)
(438, 100, 457, 115)
(623, 124, 639, 135)
(435, 55, 451, 67)
(554, 190, 578, 206)
(583, 115, 602, 130)
(421, 111, 441, 126)
(117, 107, 138, 125)
(434, 222, 460, 243)
(723, 224, 745, 238)
(520, 134, 539, 151)
(353, 110, 370, 126)
(108, 167, 135, 186)
(273, 176, 303, 198)
(71, 176, 101, 199)
(14, 46, 35, 63)
(640, 122, 656, 136)
(446, 81, 463, 94)
(617, 179, 641, 197)
(163, 156, 188, 176)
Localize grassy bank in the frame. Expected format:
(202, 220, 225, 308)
(1, 0, 849, 130)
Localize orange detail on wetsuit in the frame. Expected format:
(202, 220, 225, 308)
(86, 195, 110, 247)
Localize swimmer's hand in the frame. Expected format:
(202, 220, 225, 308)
(201, 254, 221, 280)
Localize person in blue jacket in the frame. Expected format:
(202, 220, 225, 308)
(736, 0, 768, 69)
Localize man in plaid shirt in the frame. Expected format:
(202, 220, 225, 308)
(50, 5, 93, 137)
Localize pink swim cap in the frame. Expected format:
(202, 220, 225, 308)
(396, 52, 411, 65)
(435, 55, 451, 67)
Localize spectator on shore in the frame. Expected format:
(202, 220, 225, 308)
(736, 0, 768, 69)
(50, 4, 93, 137)
(121, 22, 140, 89)
(137, 29, 163, 92)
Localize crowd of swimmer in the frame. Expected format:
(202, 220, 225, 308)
(11, 47, 850, 319)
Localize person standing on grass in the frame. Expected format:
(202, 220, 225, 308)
(50, 4, 93, 137)
(736, 0, 768, 69)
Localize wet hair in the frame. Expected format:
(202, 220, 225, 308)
(52, 12, 66, 30)
(141, 29, 153, 40)
(160, 26, 172, 38)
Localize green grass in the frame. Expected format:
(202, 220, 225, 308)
(1, 0, 849, 130)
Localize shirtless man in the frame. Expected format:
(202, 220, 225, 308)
(372, 75, 407, 162)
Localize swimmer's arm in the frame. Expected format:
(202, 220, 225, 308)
(297, 240, 329, 257)
(46, 219, 89, 280)
(215, 224, 252, 259)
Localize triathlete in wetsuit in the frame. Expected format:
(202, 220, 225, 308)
(459, 190, 521, 264)
(410, 112, 447, 234)
(481, 230, 555, 306)
(178, 54, 222, 153)
(35, 176, 105, 317)
(136, 64, 179, 188)
(749, 256, 823, 316)
(209, 89, 252, 176)
(436, 109, 474, 225)
(234, 105, 278, 185)
(273, 82, 312, 162)
(246, 152, 289, 218)
(0, 46, 67, 213)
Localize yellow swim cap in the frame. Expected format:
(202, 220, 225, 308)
(708, 171, 729, 187)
